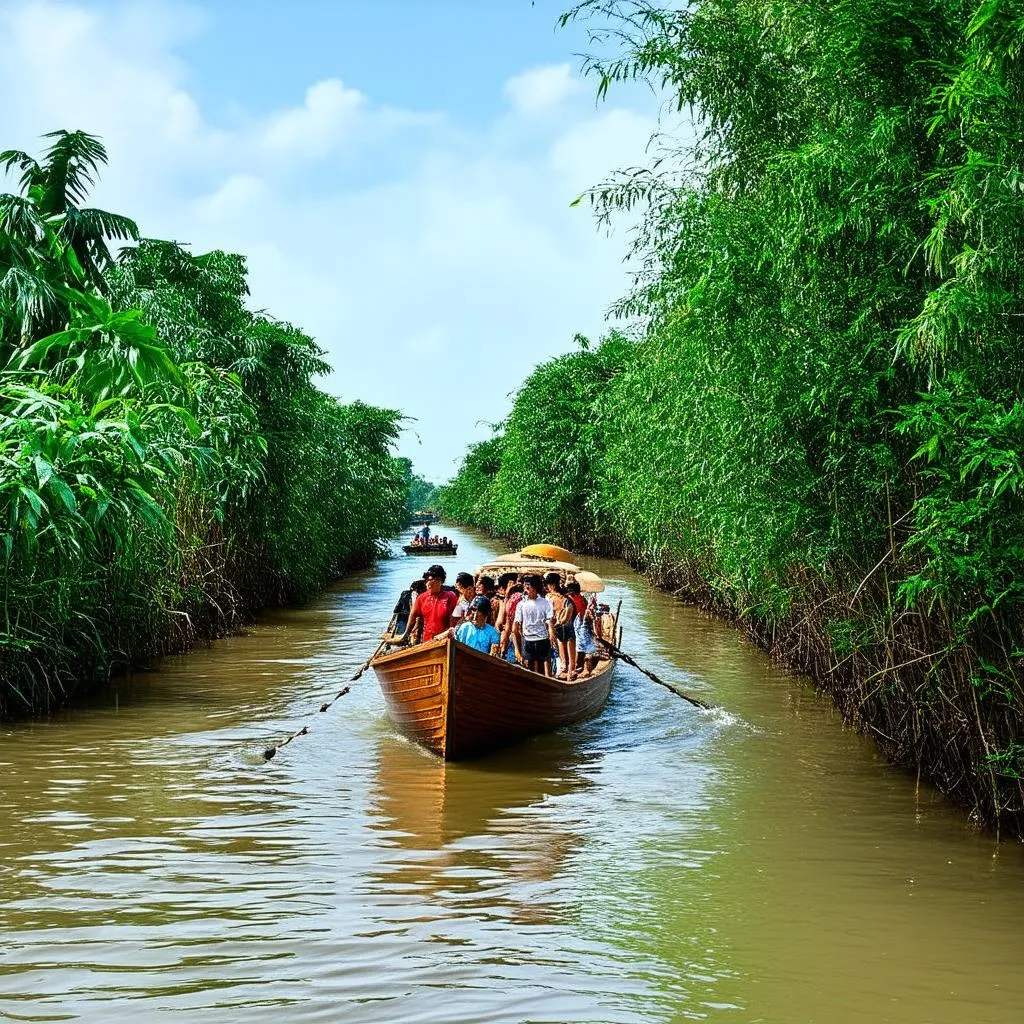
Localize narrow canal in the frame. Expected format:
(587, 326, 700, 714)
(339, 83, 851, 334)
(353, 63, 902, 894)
(2, 525, 1023, 1023)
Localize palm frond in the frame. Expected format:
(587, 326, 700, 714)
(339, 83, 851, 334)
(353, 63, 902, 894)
(0, 265, 60, 335)
(39, 130, 108, 212)
(0, 193, 48, 244)
(76, 207, 139, 242)
(0, 150, 43, 193)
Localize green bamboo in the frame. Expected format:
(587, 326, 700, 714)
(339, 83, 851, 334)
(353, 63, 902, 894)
(439, 0, 1024, 834)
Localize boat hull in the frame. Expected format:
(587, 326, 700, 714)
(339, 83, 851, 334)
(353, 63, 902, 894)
(372, 637, 613, 759)
(402, 544, 457, 555)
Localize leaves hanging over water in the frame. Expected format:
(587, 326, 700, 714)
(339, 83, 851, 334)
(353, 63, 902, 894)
(0, 131, 408, 715)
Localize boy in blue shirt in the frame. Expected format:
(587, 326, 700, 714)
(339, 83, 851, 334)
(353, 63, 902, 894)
(450, 596, 501, 656)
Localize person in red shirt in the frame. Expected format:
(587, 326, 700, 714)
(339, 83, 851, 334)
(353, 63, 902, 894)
(395, 564, 458, 644)
(565, 580, 587, 618)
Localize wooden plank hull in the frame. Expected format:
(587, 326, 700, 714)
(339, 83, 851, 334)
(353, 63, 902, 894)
(402, 544, 458, 555)
(372, 637, 613, 760)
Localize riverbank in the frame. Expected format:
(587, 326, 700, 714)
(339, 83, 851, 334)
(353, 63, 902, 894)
(436, 513, 1024, 839)
(0, 540, 396, 723)
(0, 131, 408, 719)
(433, 2, 1024, 837)
(0, 522, 404, 722)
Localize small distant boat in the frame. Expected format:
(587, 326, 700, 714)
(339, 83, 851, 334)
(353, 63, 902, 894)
(403, 542, 458, 556)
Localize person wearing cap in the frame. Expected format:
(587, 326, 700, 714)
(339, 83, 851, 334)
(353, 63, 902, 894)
(437, 595, 501, 656)
(512, 574, 556, 674)
(393, 564, 458, 644)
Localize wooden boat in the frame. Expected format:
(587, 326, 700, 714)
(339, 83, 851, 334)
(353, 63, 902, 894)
(372, 633, 615, 760)
(402, 542, 458, 555)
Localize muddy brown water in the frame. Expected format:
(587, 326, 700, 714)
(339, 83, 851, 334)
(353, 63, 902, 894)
(2, 525, 1024, 1023)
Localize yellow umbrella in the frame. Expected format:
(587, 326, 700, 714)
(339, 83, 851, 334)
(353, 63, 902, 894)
(519, 542, 576, 563)
(574, 570, 605, 593)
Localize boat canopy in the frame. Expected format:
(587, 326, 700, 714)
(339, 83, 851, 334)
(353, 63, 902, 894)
(574, 570, 605, 593)
(519, 542, 577, 562)
(476, 552, 582, 576)
(476, 549, 610, 594)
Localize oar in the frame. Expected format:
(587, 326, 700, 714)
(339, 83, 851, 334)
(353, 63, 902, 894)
(597, 636, 714, 711)
(262, 632, 392, 762)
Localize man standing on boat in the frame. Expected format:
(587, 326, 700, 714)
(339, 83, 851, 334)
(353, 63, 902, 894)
(512, 574, 556, 675)
(393, 564, 458, 644)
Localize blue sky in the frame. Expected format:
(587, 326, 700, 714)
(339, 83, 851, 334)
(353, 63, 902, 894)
(1, 0, 661, 481)
(185, 2, 606, 122)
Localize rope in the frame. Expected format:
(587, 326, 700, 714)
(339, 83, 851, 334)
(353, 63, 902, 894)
(262, 634, 390, 761)
(597, 636, 714, 711)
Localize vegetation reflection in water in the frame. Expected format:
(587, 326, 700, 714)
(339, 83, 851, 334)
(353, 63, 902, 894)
(2, 526, 1024, 1022)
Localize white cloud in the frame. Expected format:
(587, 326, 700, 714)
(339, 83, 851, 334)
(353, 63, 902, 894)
(260, 79, 365, 156)
(504, 63, 582, 115)
(0, 1, 662, 481)
(551, 107, 656, 194)
(196, 173, 269, 221)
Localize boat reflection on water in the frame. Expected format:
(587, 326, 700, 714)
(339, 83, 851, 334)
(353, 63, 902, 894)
(363, 730, 596, 927)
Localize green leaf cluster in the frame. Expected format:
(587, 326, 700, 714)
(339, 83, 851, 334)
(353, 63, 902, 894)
(0, 131, 407, 714)
(442, 1, 1024, 831)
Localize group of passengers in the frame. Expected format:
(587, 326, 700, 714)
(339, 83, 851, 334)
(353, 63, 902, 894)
(389, 564, 610, 680)
(410, 525, 452, 547)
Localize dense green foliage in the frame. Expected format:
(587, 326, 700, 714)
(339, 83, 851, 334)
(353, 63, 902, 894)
(1, 131, 406, 715)
(439, 1, 1024, 832)
(394, 457, 440, 521)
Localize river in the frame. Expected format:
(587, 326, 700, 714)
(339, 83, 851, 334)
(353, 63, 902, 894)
(2, 525, 1023, 1023)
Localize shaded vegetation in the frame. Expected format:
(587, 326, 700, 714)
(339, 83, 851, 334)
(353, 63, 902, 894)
(395, 457, 440, 521)
(1, 130, 406, 716)
(439, 1, 1024, 834)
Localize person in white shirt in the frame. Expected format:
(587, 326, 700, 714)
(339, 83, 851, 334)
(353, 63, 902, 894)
(451, 572, 475, 629)
(512, 574, 556, 675)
